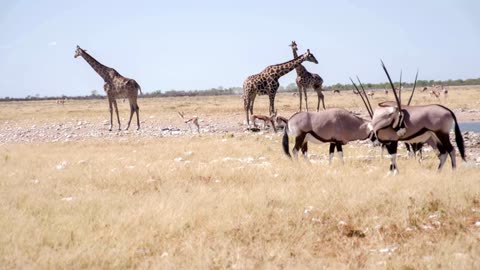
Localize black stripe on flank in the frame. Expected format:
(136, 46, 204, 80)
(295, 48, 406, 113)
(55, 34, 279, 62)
(306, 131, 342, 144)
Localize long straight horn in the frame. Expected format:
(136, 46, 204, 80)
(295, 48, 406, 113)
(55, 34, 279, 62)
(381, 60, 402, 110)
(407, 69, 419, 106)
(398, 70, 402, 104)
(350, 77, 372, 118)
(356, 76, 374, 117)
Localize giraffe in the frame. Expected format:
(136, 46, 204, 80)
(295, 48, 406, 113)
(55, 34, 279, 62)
(74, 45, 142, 131)
(243, 49, 318, 126)
(289, 41, 325, 112)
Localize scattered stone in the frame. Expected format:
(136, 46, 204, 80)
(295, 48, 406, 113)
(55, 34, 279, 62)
(55, 161, 68, 170)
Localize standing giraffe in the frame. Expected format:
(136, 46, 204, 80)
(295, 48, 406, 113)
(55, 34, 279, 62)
(74, 45, 142, 131)
(243, 50, 318, 126)
(289, 41, 325, 112)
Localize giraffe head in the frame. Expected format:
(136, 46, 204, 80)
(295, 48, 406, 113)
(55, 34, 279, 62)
(74, 45, 85, 58)
(304, 49, 318, 64)
(289, 41, 298, 52)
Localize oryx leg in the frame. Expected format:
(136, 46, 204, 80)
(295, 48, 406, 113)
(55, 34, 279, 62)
(328, 143, 335, 164)
(336, 143, 344, 163)
(405, 143, 414, 158)
(437, 132, 455, 170)
(301, 142, 308, 160)
(292, 133, 307, 160)
(385, 142, 399, 175)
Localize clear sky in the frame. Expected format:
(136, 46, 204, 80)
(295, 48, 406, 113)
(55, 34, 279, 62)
(0, 0, 479, 98)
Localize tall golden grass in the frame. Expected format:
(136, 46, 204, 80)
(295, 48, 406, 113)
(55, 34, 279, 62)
(0, 86, 479, 269)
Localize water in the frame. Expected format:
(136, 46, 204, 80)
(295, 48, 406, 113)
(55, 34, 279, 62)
(458, 121, 480, 133)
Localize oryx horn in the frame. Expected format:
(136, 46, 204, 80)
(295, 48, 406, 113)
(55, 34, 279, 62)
(399, 70, 402, 103)
(356, 76, 374, 118)
(381, 60, 402, 110)
(407, 69, 419, 106)
(350, 77, 372, 118)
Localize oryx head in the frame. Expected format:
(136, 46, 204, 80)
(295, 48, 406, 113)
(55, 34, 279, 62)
(372, 106, 402, 132)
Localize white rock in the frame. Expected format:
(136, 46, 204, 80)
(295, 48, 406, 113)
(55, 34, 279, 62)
(55, 161, 68, 170)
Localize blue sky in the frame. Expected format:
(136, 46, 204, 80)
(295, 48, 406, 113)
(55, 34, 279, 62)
(0, 0, 479, 98)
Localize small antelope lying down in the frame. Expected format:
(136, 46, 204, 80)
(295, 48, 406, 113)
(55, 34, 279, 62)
(250, 114, 277, 132)
(274, 115, 289, 129)
(178, 111, 200, 133)
(282, 108, 374, 163)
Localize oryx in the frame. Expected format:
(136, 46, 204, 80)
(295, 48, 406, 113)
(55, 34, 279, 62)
(282, 108, 374, 164)
(357, 61, 465, 174)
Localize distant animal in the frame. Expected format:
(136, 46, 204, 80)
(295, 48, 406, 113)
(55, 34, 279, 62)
(282, 108, 374, 164)
(352, 89, 359, 95)
(178, 111, 200, 133)
(429, 89, 440, 98)
(250, 111, 277, 132)
(333, 89, 340, 94)
(56, 98, 65, 105)
(442, 87, 448, 98)
(74, 45, 142, 131)
(421, 87, 428, 92)
(290, 41, 325, 112)
(367, 91, 374, 98)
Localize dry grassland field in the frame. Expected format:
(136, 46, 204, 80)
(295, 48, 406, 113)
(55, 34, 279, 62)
(1, 86, 480, 269)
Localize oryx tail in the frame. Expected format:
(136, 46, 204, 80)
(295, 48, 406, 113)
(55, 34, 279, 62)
(442, 105, 466, 160)
(282, 124, 292, 158)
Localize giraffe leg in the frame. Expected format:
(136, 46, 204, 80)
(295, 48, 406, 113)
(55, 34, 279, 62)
(269, 93, 275, 116)
(112, 99, 121, 130)
(297, 84, 303, 112)
(126, 102, 135, 130)
(245, 98, 251, 126)
(135, 104, 140, 130)
(316, 89, 325, 111)
(320, 91, 326, 110)
(303, 87, 309, 112)
(108, 98, 114, 131)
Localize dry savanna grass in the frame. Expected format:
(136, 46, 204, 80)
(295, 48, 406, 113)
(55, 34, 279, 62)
(1, 86, 480, 269)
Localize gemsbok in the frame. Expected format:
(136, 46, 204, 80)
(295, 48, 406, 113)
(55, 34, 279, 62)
(361, 61, 465, 174)
(282, 108, 374, 164)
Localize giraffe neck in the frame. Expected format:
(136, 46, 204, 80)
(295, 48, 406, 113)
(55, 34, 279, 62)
(268, 54, 307, 80)
(80, 51, 113, 82)
(291, 48, 307, 75)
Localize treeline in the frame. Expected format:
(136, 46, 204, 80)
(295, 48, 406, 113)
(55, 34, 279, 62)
(1, 77, 479, 101)
(323, 78, 480, 91)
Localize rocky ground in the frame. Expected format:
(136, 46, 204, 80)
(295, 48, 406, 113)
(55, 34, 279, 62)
(1, 109, 479, 165)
